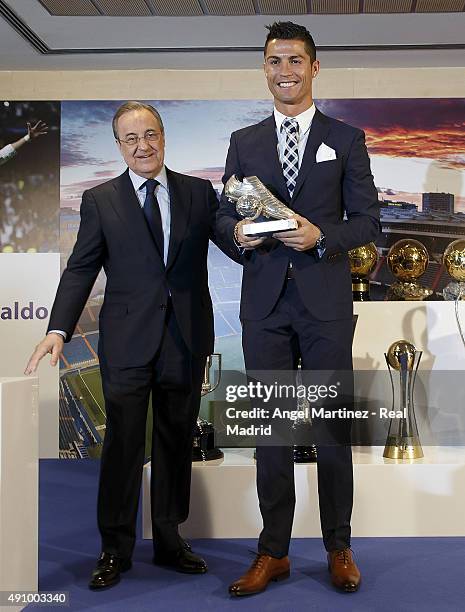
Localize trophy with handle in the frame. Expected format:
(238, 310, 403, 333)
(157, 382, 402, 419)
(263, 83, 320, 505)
(225, 175, 298, 237)
(192, 353, 224, 461)
(383, 340, 423, 460)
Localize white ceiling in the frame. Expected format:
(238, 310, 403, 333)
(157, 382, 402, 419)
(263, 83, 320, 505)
(0, 0, 464, 70)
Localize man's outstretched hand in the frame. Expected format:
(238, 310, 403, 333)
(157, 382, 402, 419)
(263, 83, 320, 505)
(24, 333, 64, 375)
(27, 120, 48, 139)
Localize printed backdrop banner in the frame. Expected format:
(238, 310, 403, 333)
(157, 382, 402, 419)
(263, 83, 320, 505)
(56, 98, 465, 460)
(0, 253, 60, 457)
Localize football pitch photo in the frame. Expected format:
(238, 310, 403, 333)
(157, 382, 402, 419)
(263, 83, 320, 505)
(63, 366, 153, 458)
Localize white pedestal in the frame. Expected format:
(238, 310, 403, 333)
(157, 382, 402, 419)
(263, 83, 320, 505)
(143, 446, 465, 539)
(0, 377, 39, 595)
(0, 254, 60, 457)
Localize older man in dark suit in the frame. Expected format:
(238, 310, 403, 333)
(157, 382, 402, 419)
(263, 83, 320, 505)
(26, 101, 239, 590)
(217, 22, 380, 596)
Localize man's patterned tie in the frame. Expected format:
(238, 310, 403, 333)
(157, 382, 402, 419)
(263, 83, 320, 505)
(281, 117, 299, 198)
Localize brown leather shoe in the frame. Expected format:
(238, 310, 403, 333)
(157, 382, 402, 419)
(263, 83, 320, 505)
(229, 554, 290, 596)
(327, 548, 361, 592)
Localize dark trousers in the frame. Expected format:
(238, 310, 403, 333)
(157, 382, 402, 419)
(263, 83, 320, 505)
(97, 303, 205, 559)
(242, 279, 354, 557)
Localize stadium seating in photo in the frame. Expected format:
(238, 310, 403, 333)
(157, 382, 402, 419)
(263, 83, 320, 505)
(62, 336, 96, 367)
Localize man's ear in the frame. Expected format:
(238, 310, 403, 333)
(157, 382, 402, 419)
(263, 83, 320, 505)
(312, 60, 320, 78)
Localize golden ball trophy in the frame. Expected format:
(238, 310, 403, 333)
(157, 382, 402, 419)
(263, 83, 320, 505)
(383, 340, 424, 460)
(349, 242, 378, 301)
(442, 239, 465, 348)
(386, 239, 432, 300)
(192, 353, 224, 461)
(442, 239, 465, 301)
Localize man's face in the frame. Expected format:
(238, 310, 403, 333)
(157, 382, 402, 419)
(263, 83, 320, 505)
(263, 38, 319, 114)
(116, 109, 165, 178)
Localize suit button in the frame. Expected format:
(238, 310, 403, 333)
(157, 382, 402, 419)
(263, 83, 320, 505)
(159, 304, 167, 310)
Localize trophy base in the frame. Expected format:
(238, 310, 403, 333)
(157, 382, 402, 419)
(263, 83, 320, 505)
(192, 447, 224, 462)
(352, 278, 371, 302)
(387, 281, 433, 301)
(443, 281, 465, 301)
(243, 218, 298, 238)
(294, 445, 318, 463)
(383, 438, 424, 460)
(192, 419, 224, 462)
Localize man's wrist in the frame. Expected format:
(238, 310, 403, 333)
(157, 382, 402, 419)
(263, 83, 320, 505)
(48, 330, 66, 340)
(23, 133, 30, 143)
(234, 221, 245, 247)
(315, 227, 326, 250)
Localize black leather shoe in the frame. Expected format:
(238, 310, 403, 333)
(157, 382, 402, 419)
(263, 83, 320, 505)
(153, 547, 207, 574)
(88, 552, 132, 590)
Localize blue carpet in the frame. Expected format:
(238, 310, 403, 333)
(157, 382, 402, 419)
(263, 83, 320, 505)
(31, 459, 465, 611)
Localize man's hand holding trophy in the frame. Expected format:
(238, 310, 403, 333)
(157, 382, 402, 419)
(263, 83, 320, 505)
(225, 175, 322, 252)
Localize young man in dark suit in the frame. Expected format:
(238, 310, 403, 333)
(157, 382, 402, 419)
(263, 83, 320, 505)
(217, 22, 380, 595)
(25, 101, 239, 590)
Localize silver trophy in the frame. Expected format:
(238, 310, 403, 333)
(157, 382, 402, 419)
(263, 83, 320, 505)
(192, 353, 223, 462)
(293, 359, 317, 463)
(225, 175, 298, 237)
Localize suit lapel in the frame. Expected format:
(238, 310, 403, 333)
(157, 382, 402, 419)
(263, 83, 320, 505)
(166, 168, 192, 272)
(258, 116, 289, 203)
(110, 169, 160, 264)
(291, 109, 330, 203)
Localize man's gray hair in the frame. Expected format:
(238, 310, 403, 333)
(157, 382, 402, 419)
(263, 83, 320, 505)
(112, 101, 164, 139)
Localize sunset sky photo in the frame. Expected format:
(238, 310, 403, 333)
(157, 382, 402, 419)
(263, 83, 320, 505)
(60, 98, 465, 213)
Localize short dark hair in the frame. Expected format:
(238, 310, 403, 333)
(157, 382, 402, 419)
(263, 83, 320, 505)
(112, 101, 164, 139)
(264, 21, 316, 63)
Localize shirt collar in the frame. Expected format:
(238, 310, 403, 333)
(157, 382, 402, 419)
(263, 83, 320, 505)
(128, 165, 168, 193)
(274, 104, 316, 136)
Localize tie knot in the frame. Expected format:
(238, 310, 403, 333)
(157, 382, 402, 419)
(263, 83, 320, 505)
(281, 118, 299, 135)
(142, 178, 159, 194)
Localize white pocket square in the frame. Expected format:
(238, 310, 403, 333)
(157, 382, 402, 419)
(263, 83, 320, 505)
(316, 142, 337, 163)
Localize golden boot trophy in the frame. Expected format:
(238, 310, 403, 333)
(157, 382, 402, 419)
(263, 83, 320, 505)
(224, 175, 298, 237)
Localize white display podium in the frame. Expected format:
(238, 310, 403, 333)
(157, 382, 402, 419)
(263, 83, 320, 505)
(0, 377, 39, 596)
(0, 253, 60, 458)
(142, 446, 465, 540)
(142, 300, 465, 540)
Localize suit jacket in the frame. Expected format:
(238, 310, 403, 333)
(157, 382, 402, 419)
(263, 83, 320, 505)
(48, 168, 240, 367)
(216, 109, 381, 322)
